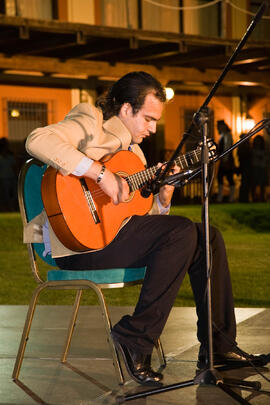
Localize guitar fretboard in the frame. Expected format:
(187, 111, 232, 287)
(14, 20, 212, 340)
(126, 147, 202, 192)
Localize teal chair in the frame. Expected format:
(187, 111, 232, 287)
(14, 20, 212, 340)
(12, 158, 166, 386)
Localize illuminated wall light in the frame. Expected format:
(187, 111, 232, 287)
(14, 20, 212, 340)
(165, 87, 174, 101)
(10, 109, 20, 118)
(243, 116, 255, 132)
(236, 115, 242, 135)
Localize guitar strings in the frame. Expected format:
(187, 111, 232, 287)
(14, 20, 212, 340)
(83, 144, 215, 199)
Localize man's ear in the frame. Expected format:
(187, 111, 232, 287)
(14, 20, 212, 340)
(119, 102, 132, 118)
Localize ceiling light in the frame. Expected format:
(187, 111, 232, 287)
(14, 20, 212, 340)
(165, 87, 174, 101)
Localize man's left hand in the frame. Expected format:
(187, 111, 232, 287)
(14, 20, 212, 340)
(157, 164, 180, 208)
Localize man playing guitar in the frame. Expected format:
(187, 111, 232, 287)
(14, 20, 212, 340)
(26, 71, 264, 386)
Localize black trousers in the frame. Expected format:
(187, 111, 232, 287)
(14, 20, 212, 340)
(218, 166, 235, 186)
(56, 215, 237, 354)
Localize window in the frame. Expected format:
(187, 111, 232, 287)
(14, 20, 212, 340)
(4, 0, 56, 19)
(6, 100, 48, 156)
(101, 0, 138, 28)
(250, 1, 270, 40)
(182, 0, 220, 37)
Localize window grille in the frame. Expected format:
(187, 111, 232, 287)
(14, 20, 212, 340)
(5, 100, 48, 160)
(7, 101, 48, 142)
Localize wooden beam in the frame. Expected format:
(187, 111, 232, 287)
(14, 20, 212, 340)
(0, 53, 269, 87)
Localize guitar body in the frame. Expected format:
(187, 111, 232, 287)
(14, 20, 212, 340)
(41, 151, 153, 251)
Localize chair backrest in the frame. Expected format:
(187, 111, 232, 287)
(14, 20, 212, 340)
(18, 159, 56, 269)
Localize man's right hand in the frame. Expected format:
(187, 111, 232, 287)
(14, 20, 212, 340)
(85, 161, 130, 205)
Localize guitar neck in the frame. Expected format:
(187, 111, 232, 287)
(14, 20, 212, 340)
(126, 147, 201, 192)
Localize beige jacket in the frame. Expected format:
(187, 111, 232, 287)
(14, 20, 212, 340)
(25, 103, 165, 258)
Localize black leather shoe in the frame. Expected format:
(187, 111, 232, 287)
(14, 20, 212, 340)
(111, 332, 163, 386)
(197, 346, 269, 370)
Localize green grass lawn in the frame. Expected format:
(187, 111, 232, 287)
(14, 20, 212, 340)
(171, 204, 270, 307)
(0, 204, 269, 307)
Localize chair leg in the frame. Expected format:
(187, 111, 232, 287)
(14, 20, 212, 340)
(61, 290, 82, 363)
(91, 284, 125, 385)
(12, 285, 44, 380)
(156, 338, 167, 369)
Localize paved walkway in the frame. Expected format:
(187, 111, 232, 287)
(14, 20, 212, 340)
(0, 306, 269, 405)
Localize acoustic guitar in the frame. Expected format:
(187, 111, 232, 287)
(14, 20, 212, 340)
(41, 142, 216, 251)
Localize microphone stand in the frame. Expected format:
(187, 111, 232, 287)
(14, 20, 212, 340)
(117, 121, 270, 405)
(118, 2, 269, 404)
(197, 107, 217, 381)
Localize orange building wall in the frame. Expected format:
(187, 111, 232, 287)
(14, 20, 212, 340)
(164, 93, 233, 150)
(0, 85, 72, 139)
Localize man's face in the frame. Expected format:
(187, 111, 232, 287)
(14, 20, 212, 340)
(118, 92, 164, 144)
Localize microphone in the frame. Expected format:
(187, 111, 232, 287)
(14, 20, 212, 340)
(140, 180, 161, 198)
(140, 169, 196, 197)
(140, 166, 163, 198)
(161, 169, 197, 187)
(140, 185, 152, 198)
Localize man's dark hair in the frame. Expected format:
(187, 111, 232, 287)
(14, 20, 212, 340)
(96, 71, 166, 120)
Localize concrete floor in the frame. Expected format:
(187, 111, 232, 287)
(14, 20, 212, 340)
(0, 306, 269, 405)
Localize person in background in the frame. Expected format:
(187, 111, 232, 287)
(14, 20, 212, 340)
(0, 137, 17, 211)
(237, 134, 252, 203)
(216, 120, 236, 203)
(251, 135, 268, 202)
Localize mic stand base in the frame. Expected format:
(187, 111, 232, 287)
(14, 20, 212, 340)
(117, 364, 262, 404)
(195, 367, 223, 385)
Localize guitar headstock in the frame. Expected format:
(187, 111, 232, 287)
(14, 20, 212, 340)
(207, 139, 217, 160)
(172, 140, 217, 171)
(198, 139, 217, 160)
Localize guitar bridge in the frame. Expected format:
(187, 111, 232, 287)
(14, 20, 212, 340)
(79, 178, 100, 224)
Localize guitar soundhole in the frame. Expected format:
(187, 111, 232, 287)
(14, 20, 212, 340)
(117, 171, 135, 203)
